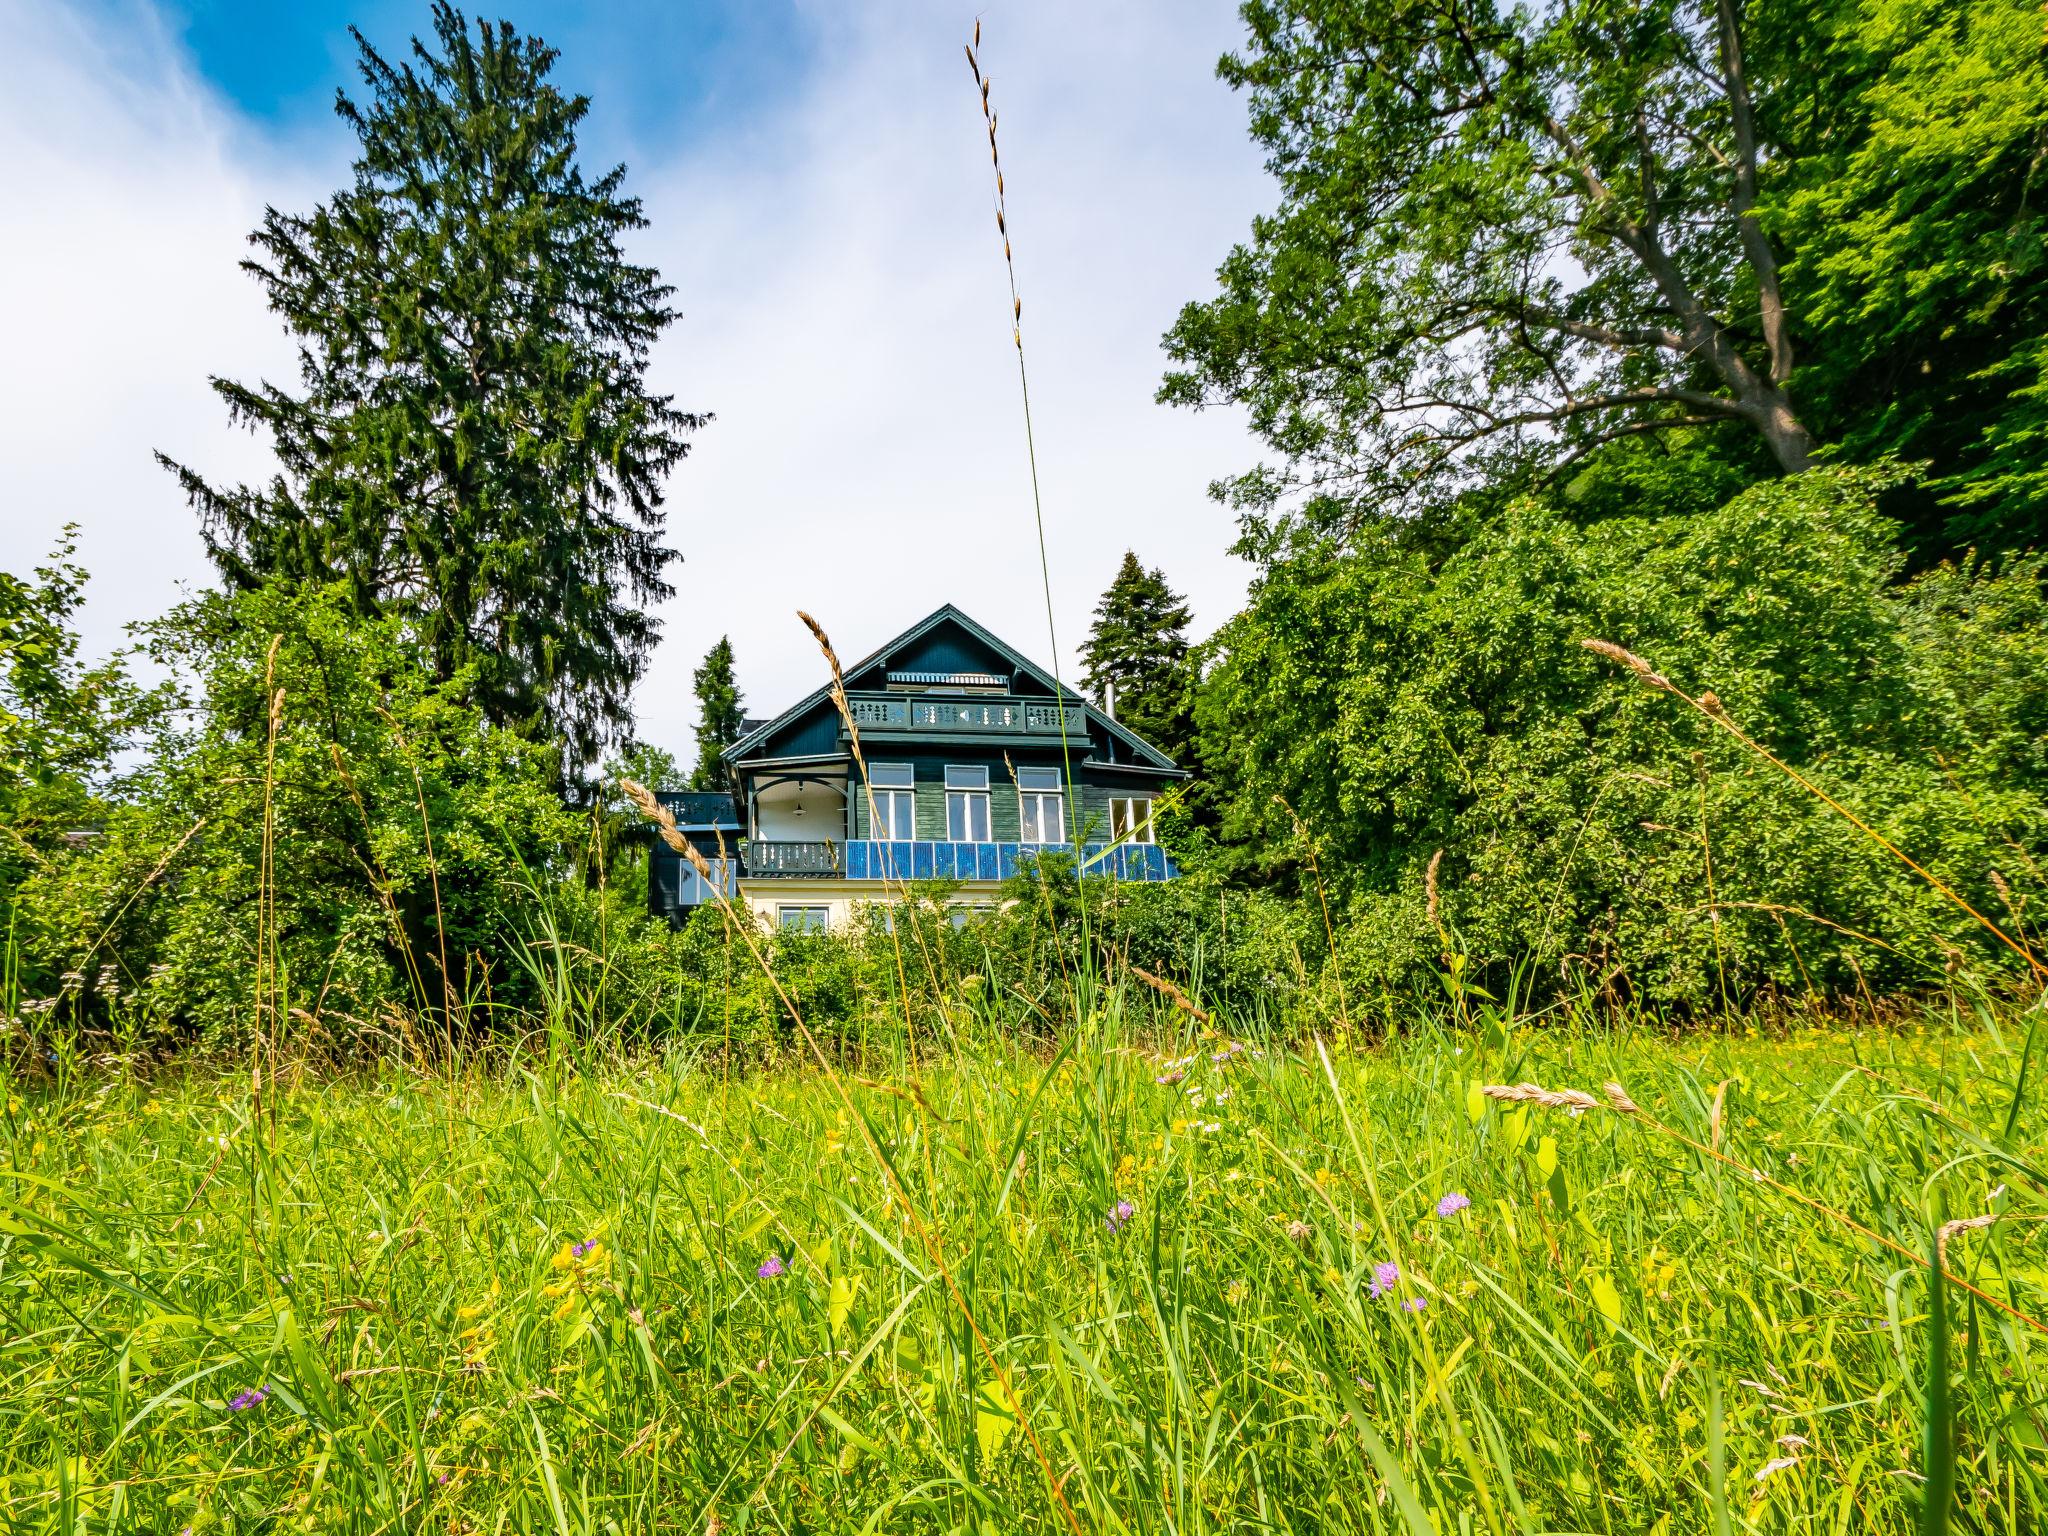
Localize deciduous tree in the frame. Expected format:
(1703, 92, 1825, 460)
(1162, 0, 1819, 521)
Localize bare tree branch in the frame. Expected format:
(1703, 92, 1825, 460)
(1716, 0, 1793, 385)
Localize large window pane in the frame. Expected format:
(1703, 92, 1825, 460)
(869, 787, 913, 840)
(1111, 797, 1154, 844)
(947, 791, 990, 841)
(1020, 790, 1064, 844)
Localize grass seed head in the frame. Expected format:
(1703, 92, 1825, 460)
(1582, 637, 1673, 692)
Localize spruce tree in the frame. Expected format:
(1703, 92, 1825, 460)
(1080, 552, 1193, 763)
(158, 4, 702, 769)
(688, 636, 745, 790)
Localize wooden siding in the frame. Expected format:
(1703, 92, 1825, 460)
(864, 628, 1016, 685)
(843, 751, 1167, 845)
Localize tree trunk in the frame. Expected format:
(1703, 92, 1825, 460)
(1754, 389, 1816, 473)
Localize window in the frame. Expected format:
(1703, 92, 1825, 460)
(945, 765, 991, 842)
(866, 762, 915, 840)
(1017, 766, 1065, 844)
(1110, 796, 1155, 844)
(948, 904, 994, 930)
(777, 905, 830, 933)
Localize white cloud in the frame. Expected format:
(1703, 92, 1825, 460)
(0, 0, 1272, 762)
(632, 2, 1271, 754)
(0, 0, 319, 651)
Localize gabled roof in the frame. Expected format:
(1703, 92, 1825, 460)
(723, 603, 1183, 773)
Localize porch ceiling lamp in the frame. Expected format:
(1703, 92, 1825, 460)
(794, 799, 805, 818)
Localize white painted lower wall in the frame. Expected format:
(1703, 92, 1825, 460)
(741, 879, 1006, 932)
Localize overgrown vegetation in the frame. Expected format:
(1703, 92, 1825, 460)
(2, 988, 2039, 1532)
(4, 3, 2048, 1528)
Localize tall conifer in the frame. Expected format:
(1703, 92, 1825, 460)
(688, 636, 745, 791)
(1080, 552, 1193, 763)
(158, 5, 702, 768)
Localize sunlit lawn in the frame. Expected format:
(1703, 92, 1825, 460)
(3, 1003, 2044, 1533)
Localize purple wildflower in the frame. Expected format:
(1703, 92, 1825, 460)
(228, 1386, 268, 1412)
(1368, 1260, 1401, 1299)
(1402, 1296, 1428, 1313)
(1154, 1068, 1185, 1086)
(572, 1238, 597, 1258)
(756, 1255, 786, 1280)
(1105, 1199, 1136, 1234)
(1435, 1192, 1471, 1218)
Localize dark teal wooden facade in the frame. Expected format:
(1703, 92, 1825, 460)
(649, 606, 1186, 924)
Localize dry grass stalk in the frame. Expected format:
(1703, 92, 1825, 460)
(1424, 848, 1443, 928)
(1581, 636, 2045, 979)
(1482, 1081, 1603, 1113)
(791, 611, 944, 1024)
(615, 770, 1079, 1536)
(1483, 1075, 2046, 1338)
(1938, 1211, 2048, 1261)
(1129, 964, 1211, 1022)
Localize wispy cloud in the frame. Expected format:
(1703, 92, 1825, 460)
(1, 1, 1269, 760)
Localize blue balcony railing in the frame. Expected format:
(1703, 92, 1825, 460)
(837, 840, 1176, 883)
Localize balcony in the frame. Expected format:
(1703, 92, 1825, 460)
(841, 692, 1087, 737)
(741, 840, 1176, 883)
(745, 839, 843, 876)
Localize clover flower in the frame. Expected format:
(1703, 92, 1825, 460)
(756, 1255, 786, 1279)
(1368, 1260, 1401, 1299)
(1435, 1192, 1471, 1218)
(1105, 1199, 1136, 1234)
(229, 1386, 268, 1412)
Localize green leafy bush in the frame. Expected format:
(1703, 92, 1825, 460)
(1193, 466, 2048, 1009)
(14, 582, 581, 1044)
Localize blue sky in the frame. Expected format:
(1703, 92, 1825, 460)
(146, 1, 806, 153)
(2, 0, 1270, 759)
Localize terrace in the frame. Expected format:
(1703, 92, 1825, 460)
(743, 838, 1176, 882)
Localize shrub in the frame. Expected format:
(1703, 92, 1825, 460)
(1194, 465, 2048, 1008)
(14, 582, 580, 1045)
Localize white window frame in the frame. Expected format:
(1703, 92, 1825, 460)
(1016, 766, 1065, 845)
(777, 905, 830, 933)
(1110, 796, 1155, 845)
(945, 765, 991, 842)
(865, 763, 915, 841)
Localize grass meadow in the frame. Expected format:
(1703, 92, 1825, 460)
(2, 979, 2044, 1534)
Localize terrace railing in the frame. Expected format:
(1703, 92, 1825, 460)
(842, 693, 1087, 736)
(744, 840, 842, 876)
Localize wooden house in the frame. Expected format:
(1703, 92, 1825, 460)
(649, 605, 1185, 930)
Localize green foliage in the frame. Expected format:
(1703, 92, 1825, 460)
(1175, 0, 2048, 556)
(4, 1007, 2040, 1531)
(12, 582, 581, 1042)
(1193, 466, 2048, 1007)
(1163, 0, 1820, 526)
(1079, 551, 1195, 763)
(689, 635, 746, 790)
(157, 4, 702, 768)
(0, 532, 152, 932)
(1775, 0, 2048, 554)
